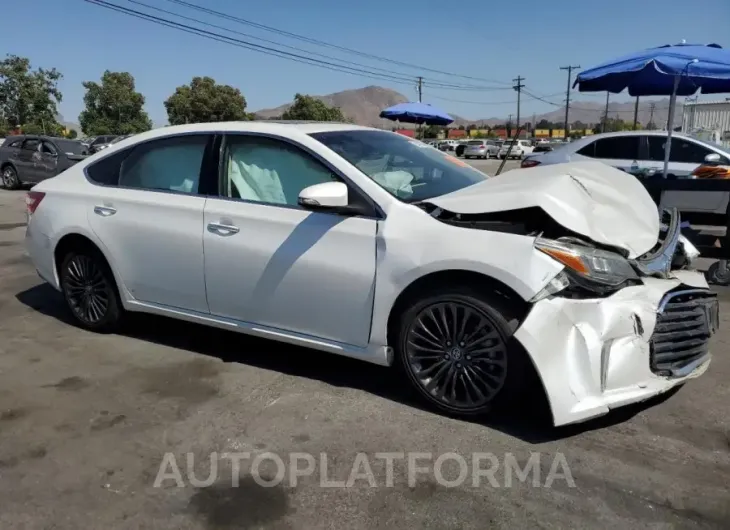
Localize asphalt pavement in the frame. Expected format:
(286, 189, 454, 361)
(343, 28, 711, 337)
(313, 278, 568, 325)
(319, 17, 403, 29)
(0, 186, 728, 529)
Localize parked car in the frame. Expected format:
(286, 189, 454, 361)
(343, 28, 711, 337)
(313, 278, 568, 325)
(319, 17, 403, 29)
(88, 135, 120, 154)
(498, 139, 534, 159)
(463, 139, 500, 159)
(520, 130, 730, 176)
(24, 122, 716, 427)
(532, 144, 554, 154)
(0, 135, 89, 189)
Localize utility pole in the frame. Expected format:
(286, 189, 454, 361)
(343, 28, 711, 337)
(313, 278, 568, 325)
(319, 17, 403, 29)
(559, 65, 580, 139)
(633, 96, 640, 130)
(649, 102, 656, 129)
(602, 92, 610, 132)
(417, 77, 423, 103)
(512, 75, 525, 134)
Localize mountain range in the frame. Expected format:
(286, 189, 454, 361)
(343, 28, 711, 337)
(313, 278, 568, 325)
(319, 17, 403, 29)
(254, 85, 681, 129)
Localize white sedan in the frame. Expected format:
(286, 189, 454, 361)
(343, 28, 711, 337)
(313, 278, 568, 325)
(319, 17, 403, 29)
(24, 122, 717, 426)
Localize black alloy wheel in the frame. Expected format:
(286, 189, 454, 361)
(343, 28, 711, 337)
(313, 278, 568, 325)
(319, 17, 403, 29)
(399, 293, 514, 415)
(60, 250, 122, 331)
(2, 165, 20, 190)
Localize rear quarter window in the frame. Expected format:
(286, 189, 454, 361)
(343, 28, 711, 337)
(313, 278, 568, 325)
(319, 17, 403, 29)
(85, 149, 130, 185)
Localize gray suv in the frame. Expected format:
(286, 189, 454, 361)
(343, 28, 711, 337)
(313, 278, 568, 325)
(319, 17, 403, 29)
(0, 135, 89, 189)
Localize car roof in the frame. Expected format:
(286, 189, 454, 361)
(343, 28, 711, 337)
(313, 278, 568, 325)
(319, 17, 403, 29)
(583, 130, 694, 139)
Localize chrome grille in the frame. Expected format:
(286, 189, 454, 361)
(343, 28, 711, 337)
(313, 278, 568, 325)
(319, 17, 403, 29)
(650, 289, 718, 376)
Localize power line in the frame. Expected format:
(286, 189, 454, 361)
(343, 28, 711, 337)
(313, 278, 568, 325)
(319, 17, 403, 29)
(91, 0, 510, 93)
(120, 0, 484, 89)
(160, 0, 514, 87)
(84, 0, 424, 87)
(559, 65, 580, 139)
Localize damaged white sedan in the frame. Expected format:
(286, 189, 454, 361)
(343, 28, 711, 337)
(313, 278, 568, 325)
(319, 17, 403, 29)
(25, 122, 718, 427)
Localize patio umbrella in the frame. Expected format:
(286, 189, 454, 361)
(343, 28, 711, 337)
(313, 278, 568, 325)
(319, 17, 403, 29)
(574, 43, 730, 177)
(379, 102, 454, 126)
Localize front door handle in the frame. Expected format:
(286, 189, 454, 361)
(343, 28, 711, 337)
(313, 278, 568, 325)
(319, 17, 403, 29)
(93, 205, 117, 217)
(207, 222, 240, 236)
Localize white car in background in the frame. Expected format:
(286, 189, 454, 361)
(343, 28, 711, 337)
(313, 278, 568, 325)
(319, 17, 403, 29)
(520, 130, 730, 176)
(498, 139, 534, 159)
(24, 122, 716, 426)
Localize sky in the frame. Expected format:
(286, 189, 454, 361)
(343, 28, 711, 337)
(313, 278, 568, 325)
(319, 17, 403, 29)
(2, 0, 729, 126)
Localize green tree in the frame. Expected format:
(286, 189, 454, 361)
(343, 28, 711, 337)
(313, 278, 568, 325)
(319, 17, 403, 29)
(572, 120, 587, 130)
(79, 70, 152, 135)
(646, 121, 657, 130)
(0, 55, 63, 133)
(535, 119, 552, 129)
(164, 76, 249, 125)
(281, 93, 345, 121)
(65, 128, 78, 139)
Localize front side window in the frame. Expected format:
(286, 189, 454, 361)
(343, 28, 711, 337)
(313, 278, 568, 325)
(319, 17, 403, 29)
(647, 136, 722, 164)
(312, 130, 488, 202)
(118, 135, 209, 193)
(223, 135, 336, 206)
(41, 142, 57, 155)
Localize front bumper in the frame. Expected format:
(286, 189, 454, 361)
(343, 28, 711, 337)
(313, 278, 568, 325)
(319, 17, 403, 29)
(514, 270, 717, 426)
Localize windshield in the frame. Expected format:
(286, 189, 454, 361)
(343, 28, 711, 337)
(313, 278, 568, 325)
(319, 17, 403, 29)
(311, 130, 488, 202)
(55, 140, 87, 155)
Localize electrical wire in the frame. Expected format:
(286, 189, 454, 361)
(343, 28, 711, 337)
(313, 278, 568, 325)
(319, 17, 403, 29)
(161, 0, 515, 87)
(86, 0, 511, 92)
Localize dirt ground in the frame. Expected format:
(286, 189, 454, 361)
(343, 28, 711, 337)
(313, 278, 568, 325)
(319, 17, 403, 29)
(0, 188, 728, 530)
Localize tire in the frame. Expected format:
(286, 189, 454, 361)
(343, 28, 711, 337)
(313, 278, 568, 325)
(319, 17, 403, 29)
(394, 285, 529, 417)
(2, 165, 20, 190)
(59, 247, 123, 332)
(705, 260, 730, 286)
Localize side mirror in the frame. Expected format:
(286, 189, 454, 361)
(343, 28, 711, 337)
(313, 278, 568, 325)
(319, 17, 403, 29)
(298, 181, 349, 210)
(705, 153, 722, 164)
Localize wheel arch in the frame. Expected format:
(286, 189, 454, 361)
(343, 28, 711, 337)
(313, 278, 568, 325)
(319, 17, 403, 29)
(53, 232, 126, 302)
(385, 269, 531, 346)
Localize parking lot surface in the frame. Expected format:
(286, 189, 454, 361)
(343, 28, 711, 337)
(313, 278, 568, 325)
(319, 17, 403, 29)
(1, 187, 729, 529)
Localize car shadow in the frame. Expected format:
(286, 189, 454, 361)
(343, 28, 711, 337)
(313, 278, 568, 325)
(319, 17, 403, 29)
(16, 283, 679, 444)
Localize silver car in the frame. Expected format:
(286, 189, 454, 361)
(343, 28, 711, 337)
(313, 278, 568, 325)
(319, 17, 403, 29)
(463, 140, 499, 159)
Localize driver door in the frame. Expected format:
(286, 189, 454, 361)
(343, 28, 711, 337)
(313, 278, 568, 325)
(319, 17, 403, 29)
(203, 133, 379, 347)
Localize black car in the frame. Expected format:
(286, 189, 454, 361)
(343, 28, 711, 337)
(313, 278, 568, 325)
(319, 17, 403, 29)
(0, 135, 89, 189)
(87, 135, 120, 154)
(532, 144, 554, 153)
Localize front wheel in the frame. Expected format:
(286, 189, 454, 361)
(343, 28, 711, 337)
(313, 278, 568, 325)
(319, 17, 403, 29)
(60, 248, 123, 332)
(395, 287, 526, 416)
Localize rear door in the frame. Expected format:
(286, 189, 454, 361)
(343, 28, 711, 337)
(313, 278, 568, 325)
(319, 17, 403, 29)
(85, 133, 215, 312)
(17, 138, 42, 182)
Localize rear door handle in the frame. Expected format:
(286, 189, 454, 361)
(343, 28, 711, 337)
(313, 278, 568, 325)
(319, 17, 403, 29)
(207, 222, 240, 236)
(93, 205, 117, 217)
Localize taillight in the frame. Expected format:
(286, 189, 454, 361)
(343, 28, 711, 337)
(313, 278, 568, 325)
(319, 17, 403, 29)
(26, 191, 46, 215)
(521, 159, 541, 169)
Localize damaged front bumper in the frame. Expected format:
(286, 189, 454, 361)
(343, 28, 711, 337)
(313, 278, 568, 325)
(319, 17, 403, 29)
(516, 209, 719, 427)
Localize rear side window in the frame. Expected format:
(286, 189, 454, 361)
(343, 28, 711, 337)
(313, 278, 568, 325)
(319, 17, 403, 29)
(119, 135, 208, 194)
(584, 137, 640, 160)
(86, 149, 129, 185)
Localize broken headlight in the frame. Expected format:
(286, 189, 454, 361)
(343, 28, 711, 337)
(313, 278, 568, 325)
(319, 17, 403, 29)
(534, 237, 639, 297)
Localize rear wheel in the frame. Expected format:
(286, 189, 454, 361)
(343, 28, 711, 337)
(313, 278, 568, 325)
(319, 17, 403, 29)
(2, 165, 20, 190)
(395, 286, 528, 417)
(59, 248, 123, 332)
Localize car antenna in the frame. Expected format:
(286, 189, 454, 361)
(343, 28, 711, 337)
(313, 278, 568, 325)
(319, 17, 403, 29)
(495, 125, 524, 176)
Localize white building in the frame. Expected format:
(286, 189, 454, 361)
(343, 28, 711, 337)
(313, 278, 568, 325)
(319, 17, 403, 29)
(681, 99, 730, 146)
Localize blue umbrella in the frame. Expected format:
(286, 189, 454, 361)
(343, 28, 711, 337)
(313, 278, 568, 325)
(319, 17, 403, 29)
(379, 102, 454, 126)
(574, 43, 730, 177)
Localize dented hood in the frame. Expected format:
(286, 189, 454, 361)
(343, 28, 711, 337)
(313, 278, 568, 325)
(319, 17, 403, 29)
(427, 161, 660, 259)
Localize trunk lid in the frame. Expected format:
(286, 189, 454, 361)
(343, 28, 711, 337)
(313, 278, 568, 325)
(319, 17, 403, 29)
(425, 160, 660, 258)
